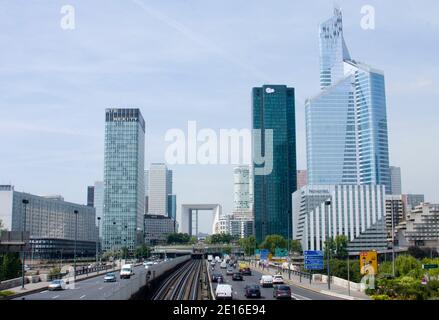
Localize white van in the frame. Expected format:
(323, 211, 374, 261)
(220, 260, 228, 269)
(120, 264, 134, 279)
(260, 275, 274, 287)
(215, 256, 221, 262)
(207, 255, 214, 262)
(215, 284, 233, 300)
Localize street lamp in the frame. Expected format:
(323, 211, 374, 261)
(21, 199, 29, 290)
(74, 210, 78, 282)
(325, 200, 331, 290)
(96, 217, 101, 272)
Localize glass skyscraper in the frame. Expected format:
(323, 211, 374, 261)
(252, 85, 297, 243)
(102, 108, 145, 252)
(306, 8, 391, 194)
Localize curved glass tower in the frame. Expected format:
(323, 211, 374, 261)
(306, 8, 391, 194)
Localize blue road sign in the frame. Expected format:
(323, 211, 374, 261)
(304, 250, 324, 270)
(260, 249, 269, 260)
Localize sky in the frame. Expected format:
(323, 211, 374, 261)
(0, 0, 438, 234)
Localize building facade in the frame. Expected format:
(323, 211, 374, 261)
(252, 85, 297, 242)
(401, 203, 439, 248)
(385, 195, 404, 246)
(87, 186, 94, 207)
(0, 185, 98, 259)
(306, 8, 391, 194)
(144, 214, 176, 246)
(93, 181, 104, 238)
(292, 184, 387, 253)
(297, 170, 308, 190)
(216, 214, 254, 239)
(390, 166, 402, 195)
(102, 108, 145, 252)
(233, 166, 253, 219)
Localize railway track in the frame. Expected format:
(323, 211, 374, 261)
(151, 259, 203, 300)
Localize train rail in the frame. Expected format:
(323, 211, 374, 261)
(151, 259, 203, 300)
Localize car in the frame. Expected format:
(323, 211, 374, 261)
(48, 279, 66, 291)
(220, 261, 228, 269)
(240, 267, 252, 276)
(210, 261, 216, 267)
(104, 272, 117, 282)
(273, 274, 284, 285)
(273, 285, 292, 299)
(226, 268, 234, 276)
(211, 272, 223, 283)
(245, 284, 261, 298)
(232, 272, 243, 281)
(260, 275, 273, 287)
(120, 264, 134, 279)
(215, 284, 233, 300)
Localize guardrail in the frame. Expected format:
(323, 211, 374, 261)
(47, 265, 115, 281)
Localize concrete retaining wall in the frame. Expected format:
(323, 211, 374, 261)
(317, 274, 365, 293)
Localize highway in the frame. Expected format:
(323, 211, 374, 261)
(15, 265, 145, 300)
(210, 262, 342, 300)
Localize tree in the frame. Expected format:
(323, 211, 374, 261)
(166, 233, 192, 245)
(289, 240, 302, 254)
(259, 235, 287, 255)
(324, 235, 348, 259)
(121, 247, 129, 259)
(239, 236, 257, 256)
(207, 234, 233, 245)
(134, 244, 151, 259)
(0, 253, 22, 282)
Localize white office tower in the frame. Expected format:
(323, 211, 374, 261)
(233, 166, 253, 219)
(293, 185, 388, 253)
(148, 163, 170, 216)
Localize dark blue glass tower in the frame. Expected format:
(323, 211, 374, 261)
(252, 85, 297, 243)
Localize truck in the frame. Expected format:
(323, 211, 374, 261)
(120, 264, 134, 279)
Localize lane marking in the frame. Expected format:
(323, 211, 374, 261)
(52, 295, 59, 299)
(291, 293, 311, 300)
(41, 290, 48, 293)
(80, 295, 86, 299)
(99, 287, 104, 290)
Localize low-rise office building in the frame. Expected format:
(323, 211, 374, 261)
(292, 185, 388, 253)
(0, 185, 98, 260)
(144, 214, 176, 246)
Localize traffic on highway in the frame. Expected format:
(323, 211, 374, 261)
(209, 255, 341, 300)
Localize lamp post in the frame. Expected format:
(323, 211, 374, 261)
(391, 199, 395, 277)
(74, 210, 78, 282)
(21, 199, 29, 290)
(96, 217, 101, 273)
(325, 200, 331, 290)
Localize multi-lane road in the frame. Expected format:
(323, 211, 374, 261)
(210, 262, 342, 300)
(15, 265, 145, 300)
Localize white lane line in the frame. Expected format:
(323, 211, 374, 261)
(80, 295, 86, 299)
(41, 290, 48, 293)
(291, 293, 311, 300)
(52, 295, 59, 299)
(99, 287, 104, 290)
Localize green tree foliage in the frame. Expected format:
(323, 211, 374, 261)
(0, 253, 22, 281)
(289, 240, 302, 254)
(328, 259, 362, 283)
(206, 233, 233, 244)
(259, 235, 287, 255)
(121, 246, 129, 259)
(166, 233, 192, 244)
(324, 235, 348, 259)
(238, 236, 257, 256)
(134, 244, 151, 259)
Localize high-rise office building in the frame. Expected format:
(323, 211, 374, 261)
(233, 166, 253, 219)
(390, 166, 402, 195)
(148, 164, 169, 216)
(252, 85, 297, 242)
(87, 186, 94, 207)
(306, 8, 391, 194)
(102, 108, 145, 252)
(93, 181, 104, 238)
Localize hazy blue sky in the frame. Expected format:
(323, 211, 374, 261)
(1, 1, 438, 233)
